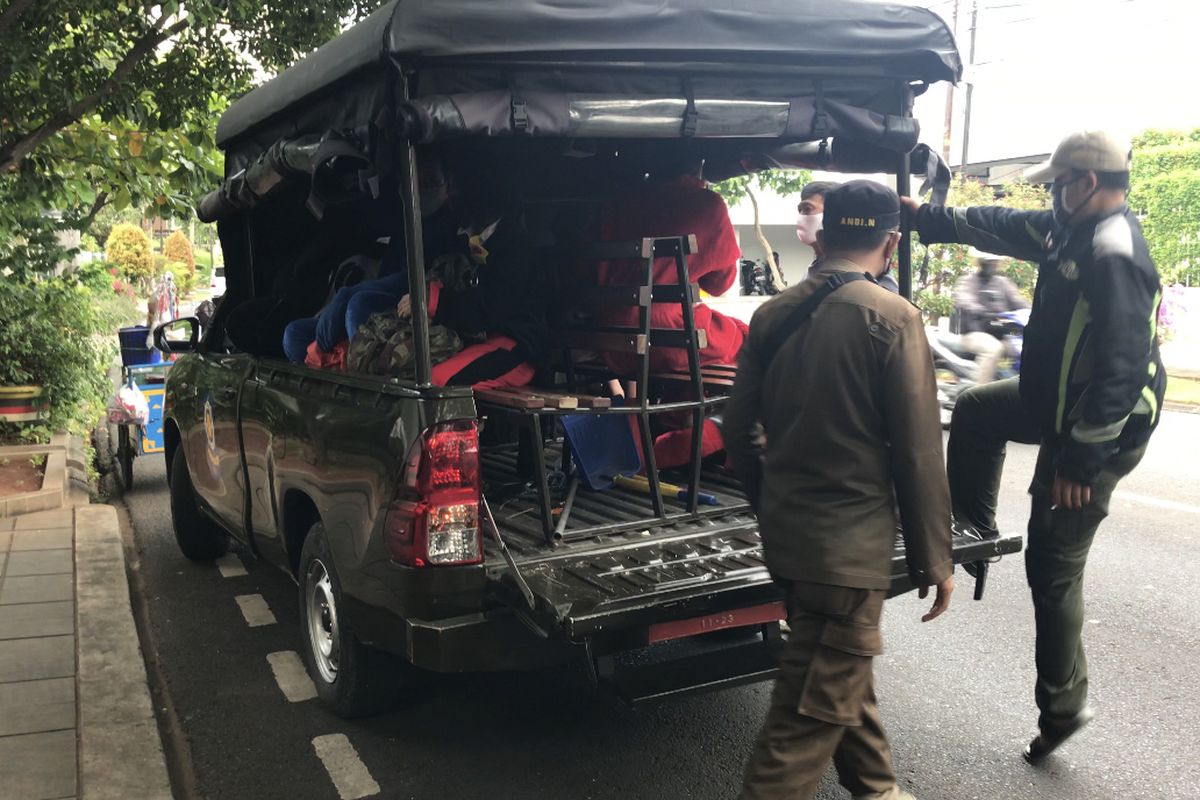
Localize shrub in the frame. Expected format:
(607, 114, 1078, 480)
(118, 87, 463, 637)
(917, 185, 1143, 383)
(105, 223, 154, 288)
(163, 230, 196, 270)
(165, 260, 196, 297)
(916, 288, 955, 323)
(0, 277, 118, 441)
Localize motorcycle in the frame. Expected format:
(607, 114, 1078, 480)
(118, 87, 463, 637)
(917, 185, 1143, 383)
(928, 306, 1029, 426)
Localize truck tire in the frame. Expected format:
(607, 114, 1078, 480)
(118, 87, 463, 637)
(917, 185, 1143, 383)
(169, 447, 230, 561)
(298, 522, 404, 718)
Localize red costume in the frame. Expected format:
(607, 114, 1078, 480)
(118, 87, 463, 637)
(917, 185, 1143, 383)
(598, 175, 747, 374)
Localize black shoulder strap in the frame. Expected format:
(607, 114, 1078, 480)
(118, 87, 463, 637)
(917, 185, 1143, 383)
(761, 271, 871, 367)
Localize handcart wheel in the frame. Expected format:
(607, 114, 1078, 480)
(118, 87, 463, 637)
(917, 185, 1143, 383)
(117, 426, 134, 491)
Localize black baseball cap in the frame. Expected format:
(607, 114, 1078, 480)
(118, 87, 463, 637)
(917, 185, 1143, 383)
(823, 180, 901, 234)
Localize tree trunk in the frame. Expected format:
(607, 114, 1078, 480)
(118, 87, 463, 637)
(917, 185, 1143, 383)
(745, 186, 785, 288)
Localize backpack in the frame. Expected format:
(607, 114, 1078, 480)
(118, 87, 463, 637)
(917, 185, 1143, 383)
(346, 312, 463, 377)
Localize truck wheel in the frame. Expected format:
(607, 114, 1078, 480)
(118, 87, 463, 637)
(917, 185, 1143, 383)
(299, 522, 404, 718)
(168, 447, 229, 561)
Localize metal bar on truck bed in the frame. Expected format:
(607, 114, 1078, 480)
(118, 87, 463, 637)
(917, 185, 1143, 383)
(399, 76, 432, 387)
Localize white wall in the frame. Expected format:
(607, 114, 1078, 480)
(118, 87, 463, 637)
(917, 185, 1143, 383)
(732, 224, 815, 288)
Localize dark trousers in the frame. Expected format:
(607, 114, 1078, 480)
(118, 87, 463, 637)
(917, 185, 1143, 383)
(946, 378, 1147, 729)
(741, 583, 898, 800)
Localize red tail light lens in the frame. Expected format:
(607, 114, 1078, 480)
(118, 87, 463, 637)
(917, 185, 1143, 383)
(386, 420, 483, 567)
(420, 421, 480, 493)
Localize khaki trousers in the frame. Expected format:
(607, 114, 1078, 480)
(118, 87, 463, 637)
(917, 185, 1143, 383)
(741, 581, 897, 800)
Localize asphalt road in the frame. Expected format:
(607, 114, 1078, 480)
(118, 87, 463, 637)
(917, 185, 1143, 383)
(120, 412, 1200, 800)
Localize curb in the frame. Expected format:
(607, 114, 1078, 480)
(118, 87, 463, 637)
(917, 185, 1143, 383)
(1163, 401, 1200, 415)
(74, 504, 173, 800)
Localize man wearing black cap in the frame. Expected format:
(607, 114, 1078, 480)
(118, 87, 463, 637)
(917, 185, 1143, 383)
(727, 180, 954, 800)
(902, 130, 1166, 762)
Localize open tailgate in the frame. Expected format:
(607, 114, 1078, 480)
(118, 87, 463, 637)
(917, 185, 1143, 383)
(490, 521, 1023, 641)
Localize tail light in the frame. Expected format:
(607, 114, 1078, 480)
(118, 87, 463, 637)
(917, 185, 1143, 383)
(385, 420, 483, 567)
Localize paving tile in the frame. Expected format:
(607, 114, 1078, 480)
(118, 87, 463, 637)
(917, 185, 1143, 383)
(0, 574, 73, 605)
(11, 528, 72, 551)
(0, 636, 74, 683)
(0, 676, 74, 708)
(0, 695, 74, 737)
(0, 602, 74, 641)
(0, 518, 15, 532)
(0, 528, 12, 549)
(0, 551, 6, 575)
(0, 729, 76, 800)
(14, 508, 73, 530)
(6, 550, 73, 577)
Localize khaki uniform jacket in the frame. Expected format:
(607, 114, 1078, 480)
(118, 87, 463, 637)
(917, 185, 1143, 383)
(724, 258, 953, 590)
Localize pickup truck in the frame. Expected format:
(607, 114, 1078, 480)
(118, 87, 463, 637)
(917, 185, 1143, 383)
(158, 0, 1022, 718)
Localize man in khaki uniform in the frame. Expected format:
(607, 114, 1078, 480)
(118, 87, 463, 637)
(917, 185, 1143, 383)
(725, 181, 955, 800)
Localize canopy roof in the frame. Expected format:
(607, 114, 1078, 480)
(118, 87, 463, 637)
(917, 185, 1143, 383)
(217, 0, 961, 147)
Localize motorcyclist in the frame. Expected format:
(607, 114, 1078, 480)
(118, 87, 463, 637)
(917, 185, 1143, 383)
(952, 248, 1028, 383)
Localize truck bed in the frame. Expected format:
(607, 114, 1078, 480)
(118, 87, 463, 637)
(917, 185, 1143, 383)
(480, 442, 1022, 641)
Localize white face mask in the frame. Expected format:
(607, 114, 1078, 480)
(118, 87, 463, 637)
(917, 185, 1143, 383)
(795, 212, 823, 245)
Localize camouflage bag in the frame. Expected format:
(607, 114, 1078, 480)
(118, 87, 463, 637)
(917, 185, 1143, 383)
(346, 311, 462, 377)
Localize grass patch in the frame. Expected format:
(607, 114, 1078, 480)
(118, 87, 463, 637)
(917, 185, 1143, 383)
(1165, 374, 1200, 406)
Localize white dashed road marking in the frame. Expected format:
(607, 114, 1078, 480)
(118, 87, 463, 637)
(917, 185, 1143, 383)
(216, 553, 248, 578)
(312, 734, 380, 800)
(235, 594, 276, 627)
(1112, 490, 1200, 516)
(266, 651, 317, 703)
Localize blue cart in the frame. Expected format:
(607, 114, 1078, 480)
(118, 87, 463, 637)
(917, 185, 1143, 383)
(116, 362, 170, 491)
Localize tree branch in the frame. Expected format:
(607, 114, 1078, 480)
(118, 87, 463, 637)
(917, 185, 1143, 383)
(0, 0, 38, 38)
(0, 16, 189, 172)
(78, 191, 111, 232)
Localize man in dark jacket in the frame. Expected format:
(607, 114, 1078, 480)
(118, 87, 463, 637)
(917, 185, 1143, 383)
(728, 181, 953, 800)
(904, 130, 1166, 762)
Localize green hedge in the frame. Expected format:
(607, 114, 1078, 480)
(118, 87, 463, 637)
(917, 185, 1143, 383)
(0, 275, 138, 442)
(1130, 169, 1200, 283)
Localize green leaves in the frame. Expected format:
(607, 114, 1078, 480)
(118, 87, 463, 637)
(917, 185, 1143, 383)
(1, 2, 387, 278)
(711, 170, 814, 206)
(0, 274, 135, 439)
(911, 175, 1049, 320)
(1129, 129, 1200, 284)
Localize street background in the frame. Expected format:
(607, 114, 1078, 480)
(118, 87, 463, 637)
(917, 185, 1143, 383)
(120, 412, 1200, 800)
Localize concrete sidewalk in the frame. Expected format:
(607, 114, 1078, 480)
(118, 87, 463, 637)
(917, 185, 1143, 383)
(0, 505, 172, 799)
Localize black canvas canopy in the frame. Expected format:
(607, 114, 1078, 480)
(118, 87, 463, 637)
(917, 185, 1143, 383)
(216, 0, 960, 148)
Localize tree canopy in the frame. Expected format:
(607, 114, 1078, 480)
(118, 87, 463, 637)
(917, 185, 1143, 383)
(0, 0, 387, 276)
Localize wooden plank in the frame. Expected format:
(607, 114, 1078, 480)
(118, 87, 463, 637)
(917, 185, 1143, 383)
(522, 391, 579, 409)
(532, 390, 611, 409)
(555, 330, 647, 355)
(652, 372, 735, 387)
(475, 389, 545, 409)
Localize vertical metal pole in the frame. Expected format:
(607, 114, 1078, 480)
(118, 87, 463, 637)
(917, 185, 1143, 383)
(398, 78, 431, 388)
(897, 151, 913, 301)
(960, 0, 979, 168)
(942, 0, 960, 162)
(897, 83, 914, 301)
